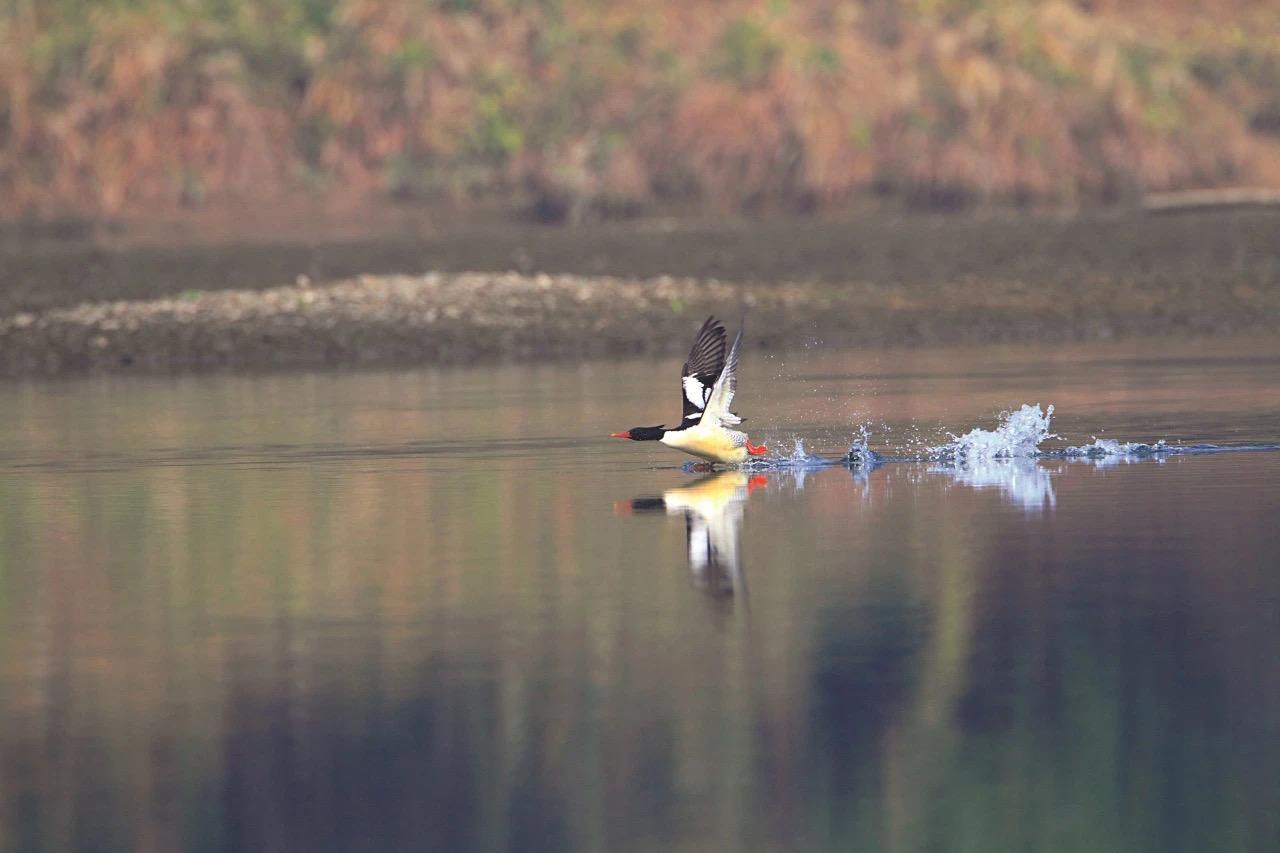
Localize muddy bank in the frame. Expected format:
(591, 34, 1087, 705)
(5, 208, 1280, 312)
(2, 268, 1275, 377)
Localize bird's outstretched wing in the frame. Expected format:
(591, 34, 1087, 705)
(703, 325, 742, 427)
(680, 316, 727, 425)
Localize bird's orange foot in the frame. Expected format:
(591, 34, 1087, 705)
(746, 439, 768, 457)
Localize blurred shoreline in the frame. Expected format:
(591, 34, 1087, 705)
(1, 208, 1277, 377)
(3, 1, 1279, 221)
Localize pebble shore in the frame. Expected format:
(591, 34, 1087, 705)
(0, 270, 1274, 376)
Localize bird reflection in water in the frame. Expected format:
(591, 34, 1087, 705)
(619, 471, 767, 600)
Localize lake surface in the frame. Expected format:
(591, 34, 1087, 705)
(0, 338, 1277, 852)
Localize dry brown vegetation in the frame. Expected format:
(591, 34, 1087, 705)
(2, 0, 1279, 219)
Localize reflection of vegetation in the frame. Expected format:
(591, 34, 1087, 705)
(0, 376, 1276, 849)
(1, 1, 1279, 217)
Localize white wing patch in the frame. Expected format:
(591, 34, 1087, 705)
(683, 376, 710, 410)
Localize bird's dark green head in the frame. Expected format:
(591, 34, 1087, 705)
(610, 425, 666, 441)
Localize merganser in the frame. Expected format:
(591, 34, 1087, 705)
(621, 471, 768, 598)
(610, 316, 769, 464)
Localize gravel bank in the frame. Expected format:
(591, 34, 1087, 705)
(1, 270, 1276, 377)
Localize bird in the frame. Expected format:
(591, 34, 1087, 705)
(610, 316, 768, 464)
(619, 471, 767, 599)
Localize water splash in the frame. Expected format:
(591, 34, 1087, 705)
(1051, 438, 1168, 468)
(783, 438, 822, 489)
(931, 404, 1056, 462)
(788, 437, 809, 463)
(841, 423, 886, 468)
(719, 402, 1278, 476)
(741, 435, 833, 479)
(914, 405, 1059, 511)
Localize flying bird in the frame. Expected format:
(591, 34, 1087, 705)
(611, 316, 768, 464)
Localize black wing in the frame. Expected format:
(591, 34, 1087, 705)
(680, 316, 727, 425)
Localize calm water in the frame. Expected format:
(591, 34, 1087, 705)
(0, 338, 1278, 852)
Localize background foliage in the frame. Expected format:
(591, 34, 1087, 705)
(2, 0, 1279, 217)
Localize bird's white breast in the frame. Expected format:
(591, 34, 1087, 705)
(661, 425, 748, 463)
